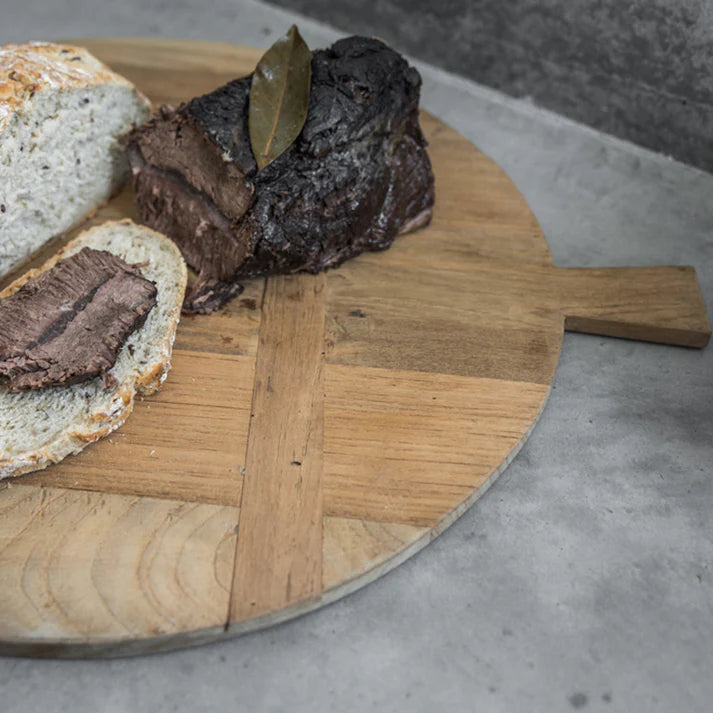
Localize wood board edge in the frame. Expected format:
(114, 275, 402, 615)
(0, 384, 552, 658)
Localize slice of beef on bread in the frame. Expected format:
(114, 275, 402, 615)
(0, 219, 187, 480)
(0, 42, 151, 278)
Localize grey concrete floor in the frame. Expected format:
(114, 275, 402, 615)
(1, 1, 712, 712)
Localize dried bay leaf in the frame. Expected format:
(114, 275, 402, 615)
(249, 25, 312, 170)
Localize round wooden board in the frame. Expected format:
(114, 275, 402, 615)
(0, 39, 708, 658)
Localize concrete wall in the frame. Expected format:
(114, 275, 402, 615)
(267, 0, 713, 173)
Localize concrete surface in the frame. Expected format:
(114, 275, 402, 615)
(1, 1, 712, 711)
(268, 0, 713, 174)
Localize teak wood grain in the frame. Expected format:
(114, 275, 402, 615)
(0, 38, 708, 657)
(553, 265, 710, 347)
(230, 274, 326, 623)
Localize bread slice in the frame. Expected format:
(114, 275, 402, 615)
(0, 219, 187, 480)
(0, 42, 151, 278)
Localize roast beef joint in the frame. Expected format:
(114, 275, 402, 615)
(127, 36, 435, 313)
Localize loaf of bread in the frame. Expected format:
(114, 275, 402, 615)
(0, 219, 187, 480)
(0, 42, 150, 278)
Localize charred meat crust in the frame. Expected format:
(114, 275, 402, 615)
(128, 36, 435, 313)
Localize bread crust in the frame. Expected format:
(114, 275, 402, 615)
(0, 42, 150, 134)
(0, 219, 187, 480)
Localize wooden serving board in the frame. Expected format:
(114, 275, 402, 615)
(0, 39, 709, 658)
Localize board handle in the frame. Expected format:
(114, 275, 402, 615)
(550, 266, 711, 348)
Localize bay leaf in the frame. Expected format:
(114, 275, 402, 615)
(249, 25, 312, 170)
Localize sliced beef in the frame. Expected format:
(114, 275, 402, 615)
(0, 247, 157, 391)
(127, 36, 435, 313)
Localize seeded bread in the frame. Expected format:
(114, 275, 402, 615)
(0, 42, 151, 278)
(0, 219, 187, 480)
